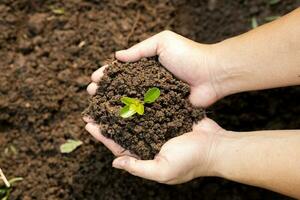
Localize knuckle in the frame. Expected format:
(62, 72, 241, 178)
(160, 30, 173, 37)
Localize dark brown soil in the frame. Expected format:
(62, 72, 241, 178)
(83, 58, 204, 159)
(0, 0, 299, 199)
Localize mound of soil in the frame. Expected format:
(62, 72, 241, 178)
(84, 58, 204, 159)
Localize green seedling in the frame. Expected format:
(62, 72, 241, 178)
(120, 87, 160, 118)
(0, 168, 23, 200)
(60, 139, 83, 153)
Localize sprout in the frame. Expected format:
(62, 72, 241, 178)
(0, 168, 23, 200)
(119, 87, 160, 118)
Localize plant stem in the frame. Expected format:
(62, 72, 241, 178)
(0, 168, 10, 187)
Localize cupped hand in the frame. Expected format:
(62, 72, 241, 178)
(112, 118, 225, 184)
(85, 116, 225, 184)
(84, 30, 227, 183)
(87, 30, 224, 107)
(116, 30, 223, 107)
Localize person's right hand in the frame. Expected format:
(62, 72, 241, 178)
(114, 30, 225, 107)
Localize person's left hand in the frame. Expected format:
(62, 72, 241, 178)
(85, 115, 224, 184)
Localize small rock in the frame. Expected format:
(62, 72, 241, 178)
(75, 75, 89, 86)
(28, 13, 48, 35)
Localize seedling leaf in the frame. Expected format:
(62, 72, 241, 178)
(0, 176, 22, 200)
(121, 97, 140, 105)
(0, 188, 11, 200)
(60, 139, 83, 153)
(131, 103, 144, 115)
(0, 189, 6, 196)
(8, 177, 23, 186)
(144, 87, 160, 103)
(51, 8, 65, 15)
(120, 105, 136, 118)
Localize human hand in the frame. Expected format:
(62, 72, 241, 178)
(85, 116, 225, 184)
(87, 30, 225, 107)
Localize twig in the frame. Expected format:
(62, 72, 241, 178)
(0, 168, 10, 187)
(114, 0, 136, 7)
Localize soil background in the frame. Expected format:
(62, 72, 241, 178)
(0, 0, 299, 199)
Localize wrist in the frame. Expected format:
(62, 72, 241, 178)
(195, 128, 234, 178)
(210, 39, 251, 98)
(206, 130, 239, 178)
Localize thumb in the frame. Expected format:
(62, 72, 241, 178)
(114, 31, 177, 62)
(115, 34, 160, 62)
(112, 155, 170, 182)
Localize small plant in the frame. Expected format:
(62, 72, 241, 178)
(120, 87, 160, 118)
(49, 6, 65, 15)
(60, 139, 83, 153)
(0, 168, 23, 200)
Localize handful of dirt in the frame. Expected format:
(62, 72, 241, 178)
(83, 57, 204, 159)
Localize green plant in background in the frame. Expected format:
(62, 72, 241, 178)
(0, 168, 23, 200)
(251, 17, 258, 29)
(49, 6, 65, 15)
(268, 0, 280, 5)
(60, 139, 83, 153)
(265, 15, 280, 21)
(120, 87, 161, 118)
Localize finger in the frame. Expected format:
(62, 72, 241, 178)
(82, 116, 95, 123)
(85, 123, 132, 156)
(112, 155, 170, 182)
(115, 32, 162, 62)
(87, 82, 98, 95)
(91, 65, 108, 83)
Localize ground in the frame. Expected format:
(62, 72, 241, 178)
(0, 0, 299, 199)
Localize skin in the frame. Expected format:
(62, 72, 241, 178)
(84, 8, 300, 198)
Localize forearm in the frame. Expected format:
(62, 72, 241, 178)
(213, 8, 300, 96)
(213, 130, 300, 198)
